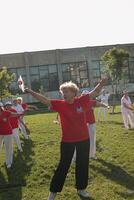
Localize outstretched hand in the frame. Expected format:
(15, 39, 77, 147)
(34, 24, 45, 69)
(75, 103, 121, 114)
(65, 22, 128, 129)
(100, 77, 108, 85)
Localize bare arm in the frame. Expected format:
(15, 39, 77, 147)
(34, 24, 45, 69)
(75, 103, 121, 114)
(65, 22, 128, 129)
(10, 113, 24, 118)
(28, 105, 38, 110)
(89, 78, 108, 98)
(25, 88, 51, 106)
(123, 103, 133, 110)
(96, 101, 109, 108)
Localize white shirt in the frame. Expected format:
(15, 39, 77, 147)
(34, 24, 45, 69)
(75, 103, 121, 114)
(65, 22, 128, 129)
(98, 94, 110, 105)
(121, 96, 132, 112)
(13, 104, 24, 114)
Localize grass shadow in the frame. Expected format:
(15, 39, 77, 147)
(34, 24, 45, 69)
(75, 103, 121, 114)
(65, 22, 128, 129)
(78, 196, 95, 200)
(0, 139, 34, 200)
(106, 120, 124, 126)
(90, 158, 134, 192)
(116, 191, 134, 199)
(109, 112, 121, 115)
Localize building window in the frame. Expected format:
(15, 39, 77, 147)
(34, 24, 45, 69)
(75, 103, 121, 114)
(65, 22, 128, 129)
(30, 64, 59, 92)
(61, 61, 89, 88)
(92, 60, 113, 86)
(91, 58, 134, 86)
(30, 66, 39, 75)
(91, 60, 101, 86)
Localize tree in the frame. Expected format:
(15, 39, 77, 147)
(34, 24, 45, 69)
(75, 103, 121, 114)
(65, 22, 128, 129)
(0, 67, 15, 101)
(101, 47, 129, 113)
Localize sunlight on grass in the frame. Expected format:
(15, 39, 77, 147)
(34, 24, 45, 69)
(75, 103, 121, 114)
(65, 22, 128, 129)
(0, 106, 134, 200)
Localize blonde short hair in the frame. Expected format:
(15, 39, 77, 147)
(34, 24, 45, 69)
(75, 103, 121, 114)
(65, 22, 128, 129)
(60, 81, 79, 95)
(17, 97, 23, 101)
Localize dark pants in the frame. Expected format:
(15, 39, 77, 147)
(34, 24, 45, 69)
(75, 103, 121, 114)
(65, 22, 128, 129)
(50, 139, 90, 192)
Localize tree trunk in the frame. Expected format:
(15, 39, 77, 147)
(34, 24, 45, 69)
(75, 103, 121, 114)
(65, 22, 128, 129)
(111, 82, 116, 114)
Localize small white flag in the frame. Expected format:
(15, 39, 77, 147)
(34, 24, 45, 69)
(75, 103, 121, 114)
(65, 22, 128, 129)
(18, 75, 25, 92)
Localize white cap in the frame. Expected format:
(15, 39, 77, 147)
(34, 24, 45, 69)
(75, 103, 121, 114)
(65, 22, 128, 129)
(0, 102, 4, 107)
(5, 101, 12, 106)
(81, 90, 89, 95)
(17, 97, 23, 100)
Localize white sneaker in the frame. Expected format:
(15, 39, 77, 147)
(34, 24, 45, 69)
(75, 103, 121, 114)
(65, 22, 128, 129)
(90, 156, 97, 160)
(48, 192, 57, 200)
(7, 164, 12, 169)
(77, 190, 90, 198)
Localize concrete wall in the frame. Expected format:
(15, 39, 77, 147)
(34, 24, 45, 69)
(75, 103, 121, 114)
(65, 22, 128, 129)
(0, 43, 134, 103)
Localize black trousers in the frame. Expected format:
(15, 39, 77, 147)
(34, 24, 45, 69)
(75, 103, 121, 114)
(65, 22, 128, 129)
(50, 139, 90, 192)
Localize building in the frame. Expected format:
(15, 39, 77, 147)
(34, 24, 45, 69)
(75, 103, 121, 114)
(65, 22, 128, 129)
(0, 43, 134, 102)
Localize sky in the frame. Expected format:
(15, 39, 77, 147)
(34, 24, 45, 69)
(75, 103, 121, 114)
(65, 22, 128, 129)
(0, 0, 134, 54)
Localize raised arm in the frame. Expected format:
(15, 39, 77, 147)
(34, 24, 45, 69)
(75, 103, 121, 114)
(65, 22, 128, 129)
(25, 88, 51, 106)
(89, 77, 108, 98)
(10, 112, 24, 118)
(96, 101, 109, 108)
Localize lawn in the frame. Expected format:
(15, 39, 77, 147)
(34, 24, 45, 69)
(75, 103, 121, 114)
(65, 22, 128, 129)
(0, 107, 134, 200)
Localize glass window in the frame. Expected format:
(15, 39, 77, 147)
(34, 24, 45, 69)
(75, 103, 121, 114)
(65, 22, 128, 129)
(61, 61, 89, 88)
(49, 73, 59, 90)
(39, 65, 48, 70)
(39, 69, 49, 79)
(62, 64, 70, 72)
(30, 66, 39, 75)
(40, 79, 49, 92)
(49, 65, 57, 73)
(92, 69, 100, 77)
(30, 64, 59, 92)
(17, 68, 26, 76)
(31, 76, 40, 92)
(62, 72, 71, 81)
(71, 75, 79, 83)
(92, 60, 100, 69)
(31, 75, 39, 82)
(80, 71, 88, 79)
(79, 62, 87, 70)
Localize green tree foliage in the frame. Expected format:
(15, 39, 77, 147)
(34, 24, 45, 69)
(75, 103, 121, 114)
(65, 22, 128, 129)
(101, 47, 129, 113)
(0, 67, 15, 101)
(102, 47, 129, 88)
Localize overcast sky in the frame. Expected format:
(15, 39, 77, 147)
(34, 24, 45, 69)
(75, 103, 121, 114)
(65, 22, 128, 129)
(0, 0, 134, 54)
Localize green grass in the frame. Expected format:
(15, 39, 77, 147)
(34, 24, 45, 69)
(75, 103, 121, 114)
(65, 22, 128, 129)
(0, 107, 134, 200)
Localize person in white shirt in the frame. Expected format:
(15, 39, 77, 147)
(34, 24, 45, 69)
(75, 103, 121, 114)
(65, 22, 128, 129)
(121, 90, 134, 130)
(97, 90, 110, 121)
(12, 99, 29, 139)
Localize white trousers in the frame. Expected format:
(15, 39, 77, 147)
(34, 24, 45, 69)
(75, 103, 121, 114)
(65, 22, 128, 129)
(98, 107, 108, 121)
(19, 119, 29, 139)
(122, 109, 134, 129)
(0, 135, 13, 166)
(12, 128, 22, 151)
(87, 123, 96, 158)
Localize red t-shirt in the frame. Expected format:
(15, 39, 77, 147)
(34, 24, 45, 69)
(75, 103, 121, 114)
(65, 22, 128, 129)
(51, 94, 90, 142)
(9, 108, 19, 129)
(86, 100, 96, 124)
(22, 103, 28, 110)
(0, 111, 12, 135)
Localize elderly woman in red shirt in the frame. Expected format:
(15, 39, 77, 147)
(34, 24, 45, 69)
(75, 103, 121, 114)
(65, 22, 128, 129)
(25, 78, 107, 200)
(0, 102, 23, 169)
